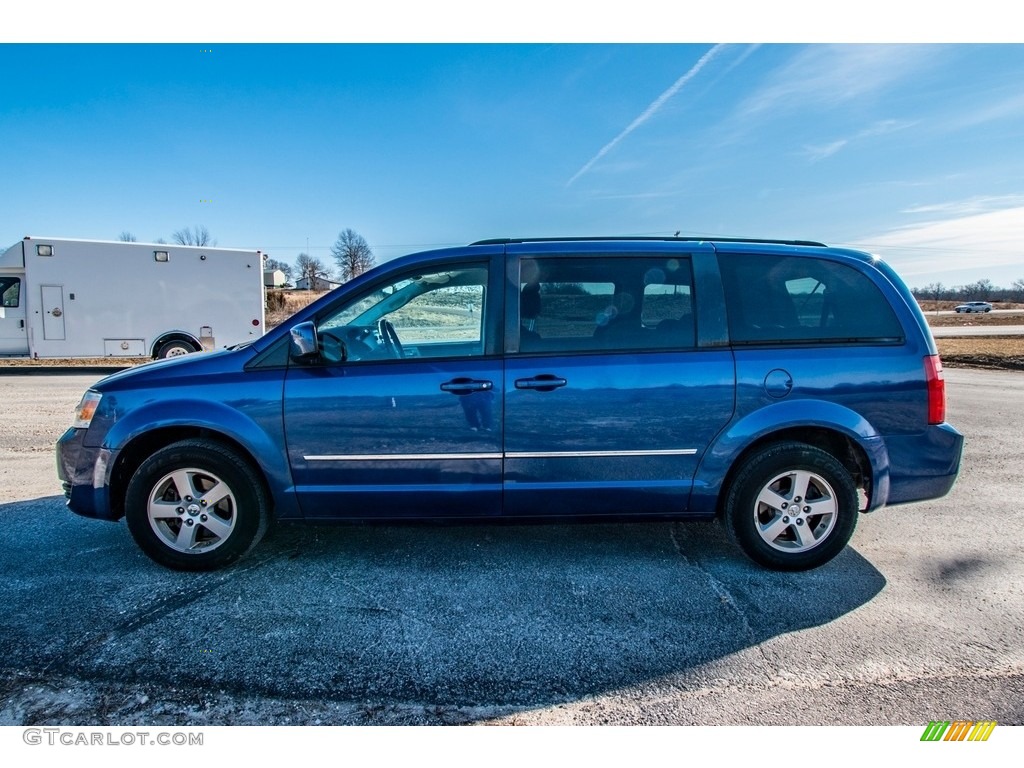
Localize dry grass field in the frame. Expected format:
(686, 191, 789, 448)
(924, 311, 1024, 327)
(266, 289, 328, 329)
(936, 337, 1024, 371)
(917, 300, 1024, 313)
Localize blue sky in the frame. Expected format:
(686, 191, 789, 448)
(2, 42, 1023, 289)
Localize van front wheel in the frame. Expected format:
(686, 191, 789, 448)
(724, 442, 858, 571)
(125, 440, 269, 571)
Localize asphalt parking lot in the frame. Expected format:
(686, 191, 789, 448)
(0, 370, 1022, 725)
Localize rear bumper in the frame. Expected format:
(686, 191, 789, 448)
(56, 427, 118, 521)
(881, 423, 964, 507)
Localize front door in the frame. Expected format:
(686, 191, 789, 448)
(283, 258, 504, 519)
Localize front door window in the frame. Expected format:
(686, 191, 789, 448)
(318, 265, 489, 362)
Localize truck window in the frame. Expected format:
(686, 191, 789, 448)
(1, 277, 20, 308)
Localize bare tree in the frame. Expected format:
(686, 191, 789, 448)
(263, 257, 294, 284)
(171, 225, 216, 247)
(331, 229, 375, 282)
(1013, 278, 1024, 303)
(118, 231, 137, 242)
(972, 278, 993, 301)
(920, 282, 945, 313)
(295, 253, 331, 291)
(957, 278, 994, 301)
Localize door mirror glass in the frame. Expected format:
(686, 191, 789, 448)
(289, 321, 320, 363)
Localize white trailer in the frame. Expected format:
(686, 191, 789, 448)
(0, 237, 266, 358)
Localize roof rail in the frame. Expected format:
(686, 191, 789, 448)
(470, 235, 828, 248)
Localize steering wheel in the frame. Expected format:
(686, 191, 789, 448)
(377, 318, 405, 358)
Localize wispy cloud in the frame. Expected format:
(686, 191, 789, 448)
(870, 172, 970, 190)
(860, 119, 917, 137)
(943, 92, 1024, 131)
(858, 203, 1024, 280)
(804, 140, 848, 161)
(901, 194, 1024, 216)
(717, 43, 760, 77)
(566, 44, 726, 187)
(802, 118, 917, 162)
(738, 46, 939, 119)
(589, 191, 680, 201)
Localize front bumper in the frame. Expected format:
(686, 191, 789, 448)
(56, 427, 118, 521)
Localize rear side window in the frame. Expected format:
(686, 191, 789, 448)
(720, 254, 903, 344)
(518, 255, 695, 354)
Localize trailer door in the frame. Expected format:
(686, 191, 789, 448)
(40, 285, 66, 340)
(0, 275, 29, 354)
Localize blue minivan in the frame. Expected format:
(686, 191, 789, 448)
(57, 237, 963, 571)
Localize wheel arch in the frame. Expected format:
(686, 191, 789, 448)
(690, 399, 891, 515)
(109, 427, 271, 522)
(151, 331, 201, 358)
(717, 427, 874, 518)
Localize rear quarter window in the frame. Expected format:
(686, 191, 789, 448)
(720, 253, 904, 344)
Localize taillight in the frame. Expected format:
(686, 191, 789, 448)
(924, 354, 945, 425)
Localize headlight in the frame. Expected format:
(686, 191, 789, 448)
(73, 391, 103, 429)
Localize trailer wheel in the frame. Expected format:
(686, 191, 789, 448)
(157, 340, 197, 359)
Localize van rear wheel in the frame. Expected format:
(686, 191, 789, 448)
(125, 439, 269, 571)
(724, 442, 858, 571)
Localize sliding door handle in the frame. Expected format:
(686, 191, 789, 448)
(514, 374, 567, 392)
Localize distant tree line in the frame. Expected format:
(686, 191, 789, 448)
(116, 225, 214, 247)
(289, 229, 376, 290)
(294, 252, 332, 290)
(118, 226, 376, 291)
(912, 279, 1024, 304)
(171, 225, 215, 247)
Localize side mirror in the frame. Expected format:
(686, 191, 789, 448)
(289, 321, 320, 363)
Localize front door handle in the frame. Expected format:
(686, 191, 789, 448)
(514, 374, 567, 392)
(440, 378, 493, 395)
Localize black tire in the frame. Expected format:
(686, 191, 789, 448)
(723, 441, 858, 571)
(157, 340, 196, 359)
(125, 439, 270, 571)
